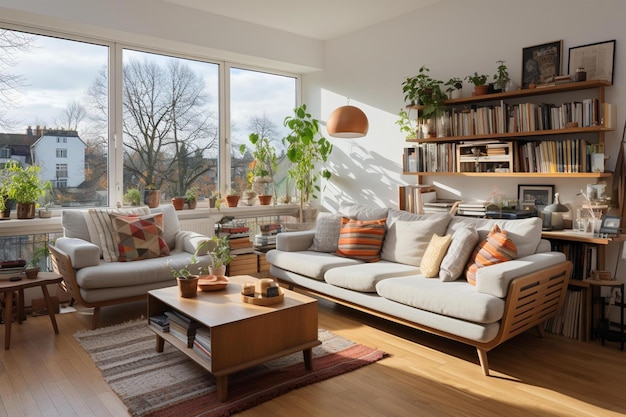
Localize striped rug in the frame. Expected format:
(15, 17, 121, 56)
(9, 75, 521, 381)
(75, 320, 386, 417)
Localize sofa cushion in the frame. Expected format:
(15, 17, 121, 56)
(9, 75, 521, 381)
(55, 237, 101, 269)
(308, 212, 342, 252)
(380, 215, 451, 266)
(325, 261, 421, 292)
(465, 225, 517, 286)
(336, 217, 386, 262)
(150, 205, 181, 250)
(376, 276, 505, 324)
(420, 234, 452, 278)
(87, 206, 151, 261)
(439, 225, 479, 282)
(265, 249, 362, 281)
(339, 202, 390, 221)
(447, 216, 542, 258)
(112, 213, 170, 262)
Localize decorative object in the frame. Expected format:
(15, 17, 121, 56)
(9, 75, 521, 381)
(326, 103, 369, 138)
(38, 204, 52, 218)
(282, 104, 333, 215)
(198, 275, 229, 291)
(143, 188, 161, 208)
(185, 186, 199, 209)
(123, 188, 141, 206)
(568, 40, 615, 84)
(493, 60, 510, 91)
(517, 184, 554, 212)
(465, 72, 488, 95)
(177, 276, 199, 298)
(240, 133, 278, 199)
(5, 162, 50, 219)
(171, 196, 185, 210)
(24, 266, 40, 279)
(241, 286, 284, 305)
(543, 193, 569, 230)
(599, 215, 620, 237)
(74, 321, 385, 417)
(522, 40, 563, 88)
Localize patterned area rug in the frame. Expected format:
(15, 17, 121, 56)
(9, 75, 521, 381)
(75, 320, 386, 417)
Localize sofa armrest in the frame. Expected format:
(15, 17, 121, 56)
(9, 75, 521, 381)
(55, 237, 101, 269)
(276, 230, 316, 252)
(476, 251, 567, 298)
(175, 231, 212, 255)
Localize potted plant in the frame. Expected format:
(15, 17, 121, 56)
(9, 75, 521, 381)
(123, 188, 141, 206)
(396, 108, 419, 139)
(201, 235, 233, 278)
(185, 186, 199, 209)
(169, 240, 212, 298)
(444, 77, 464, 99)
(5, 162, 50, 219)
(225, 189, 240, 207)
(465, 72, 489, 96)
(401, 66, 447, 118)
(172, 196, 185, 210)
(240, 133, 278, 200)
(143, 185, 160, 208)
(282, 104, 333, 218)
(493, 60, 510, 92)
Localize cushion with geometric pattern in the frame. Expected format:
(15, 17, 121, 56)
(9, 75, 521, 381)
(111, 213, 170, 262)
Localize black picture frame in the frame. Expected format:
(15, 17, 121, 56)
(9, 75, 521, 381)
(522, 40, 563, 88)
(568, 40, 616, 84)
(518, 184, 554, 212)
(599, 215, 620, 236)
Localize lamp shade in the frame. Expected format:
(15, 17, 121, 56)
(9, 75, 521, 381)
(327, 105, 369, 138)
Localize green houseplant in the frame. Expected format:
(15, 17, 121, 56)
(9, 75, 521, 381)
(493, 60, 510, 91)
(185, 186, 199, 209)
(5, 162, 50, 219)
(282, 104, 333, 215)
(396, 108, 419, 139)
(200, 235, 233, 278)
(240, 133, 278, 201)
(169, 240, 212, 298)
(444, 77, 464, 99)
(465, 72, 489, 96)
(401, 66, 447, 118)
(123, 188, 141, 206)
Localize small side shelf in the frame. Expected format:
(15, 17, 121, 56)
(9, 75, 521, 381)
(588, 279, 625, 350)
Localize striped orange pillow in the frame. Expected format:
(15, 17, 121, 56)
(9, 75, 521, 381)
(465, 224, 517, 286)
(336, 217, 387, 262)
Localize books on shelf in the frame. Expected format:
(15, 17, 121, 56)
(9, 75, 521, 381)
(457, 201, 488, 217)
(149, 314, 170, 332)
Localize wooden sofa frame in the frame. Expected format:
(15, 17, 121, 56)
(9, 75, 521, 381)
(276, 261, 572, 376)
(49, 243, 147, 329)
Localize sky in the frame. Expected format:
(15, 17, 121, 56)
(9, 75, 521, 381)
(3, 30, 296, 152)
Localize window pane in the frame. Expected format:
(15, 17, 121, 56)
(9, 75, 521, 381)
(0, 29, 109, 207)
(230, 67, 296, 202)
(121, 49, 219, 205)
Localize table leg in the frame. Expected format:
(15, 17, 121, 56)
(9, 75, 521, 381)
(216, 375, 228, 402)
(156, 335, 165, 352)
(4, 291, 13, 350)
(41, 284, 59, 334)
(303, 348, 313, 370)
(18, 289, 25, 324)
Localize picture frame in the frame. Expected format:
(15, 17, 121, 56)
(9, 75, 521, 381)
(568, 40, 615, 84)
(522, 40, 563, 88)
(517, 184, 554, 212)
(599, 215, 620, 236)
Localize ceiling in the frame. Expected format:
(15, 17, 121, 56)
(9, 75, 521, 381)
(162, 0, 441, 40)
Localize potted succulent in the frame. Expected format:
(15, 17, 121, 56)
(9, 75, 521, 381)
(5, 162, 50, 219)
(185, 186, 199, 209)
(444, 77, 464, 99)
(465, 72, 489, 96)
(123, 188, 141, 206)
(282, 104, 333, 218)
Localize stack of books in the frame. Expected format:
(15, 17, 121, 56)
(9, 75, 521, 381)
(219, 223, 254, 255)
(192, 327, 212, 363)
(149, 314, 169, 332)
(164, 310, 201, 348)
(422, 199, 460, 214)
(254, 223, 282, 252)
(0, 260, 26, 279)
(457, 201, 488, 217)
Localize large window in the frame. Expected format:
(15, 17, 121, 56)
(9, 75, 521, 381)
(0, 26, 299, 209)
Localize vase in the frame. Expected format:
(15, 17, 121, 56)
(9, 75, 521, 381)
(177, 276, 199, 298)
(449, 89, 462, 99)
(16, 202, 36, 219)
(144, 190, 161, 208)
(172, 197, 185, 210)
(209, 265, 227, 278)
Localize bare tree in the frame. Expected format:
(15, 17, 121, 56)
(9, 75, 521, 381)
(0, 29, 35, 129)
(55, 100, 88, 131)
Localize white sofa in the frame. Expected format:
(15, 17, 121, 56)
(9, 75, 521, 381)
(49, 204, 212, 328)
(266, 203, 572, 375)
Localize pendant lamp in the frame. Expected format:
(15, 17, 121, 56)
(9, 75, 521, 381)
(327, 104, 369, 138)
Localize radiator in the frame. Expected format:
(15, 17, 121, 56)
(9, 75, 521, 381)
(179, 218, 215, 237)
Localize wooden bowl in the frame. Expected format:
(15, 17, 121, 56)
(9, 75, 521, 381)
(198, 275, 229, 291)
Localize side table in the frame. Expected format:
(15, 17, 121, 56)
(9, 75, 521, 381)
(589, 279, 625, 350)
(0, 271, 63, 349)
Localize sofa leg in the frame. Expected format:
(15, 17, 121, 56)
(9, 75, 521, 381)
(536, 324, 545, 338)
(91, 307, 100, 329)
(476, 348, 490, 376)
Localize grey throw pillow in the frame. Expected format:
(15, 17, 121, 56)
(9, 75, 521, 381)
(308, 212, 343, 252)
(439, 225, 479, 281)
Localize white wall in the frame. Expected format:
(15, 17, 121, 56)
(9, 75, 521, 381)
(305, 0, 626, 215)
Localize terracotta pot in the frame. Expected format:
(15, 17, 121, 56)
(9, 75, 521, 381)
(474, 85, 489, 96)
(16, 202, 36, 219)
(187, 198, 197, 209)
(144, 190, 161, 208)
(177, 276, 199, 298)
(258, 195, 272, 205)
(25, 267, 40, 279)
(172, 197, 185, 210)
(226, 195, 240, 207)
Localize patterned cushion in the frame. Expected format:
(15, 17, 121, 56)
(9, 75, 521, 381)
(335, 217, 386, 262)
(308, 212, 343, 252)
(111, 213, 170, 262)
(420, 234, 452, 278)
(87, 206, 151, 262)
(465, 224, 517, 286)
(439, 225, 480, 282)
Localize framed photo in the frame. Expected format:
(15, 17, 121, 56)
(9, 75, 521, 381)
(522, 40, 563, 88)
(599, 215, 620, 236)
(568, 40, 615, 84)
(518, 184, 554, 212)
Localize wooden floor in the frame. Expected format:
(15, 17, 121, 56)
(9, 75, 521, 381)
(1, 293, 626, 417)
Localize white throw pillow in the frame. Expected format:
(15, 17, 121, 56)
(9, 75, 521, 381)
(439, 225, 479, 281)
(308, 212, 343, 253)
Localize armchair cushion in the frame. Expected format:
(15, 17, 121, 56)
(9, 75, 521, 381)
(87, 206, 151, 261)
(112, 213, 170, 261)
(55, 237, 100, 269)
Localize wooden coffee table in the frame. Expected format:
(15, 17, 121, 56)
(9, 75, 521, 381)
(147, 275, 320, 402)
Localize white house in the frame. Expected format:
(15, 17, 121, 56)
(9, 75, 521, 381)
(31, 129, 85, 188)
